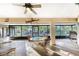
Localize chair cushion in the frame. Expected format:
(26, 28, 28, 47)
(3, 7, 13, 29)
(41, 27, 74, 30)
(0, 47, 15, 56)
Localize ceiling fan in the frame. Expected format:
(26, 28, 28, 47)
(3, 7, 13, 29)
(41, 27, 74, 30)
(13, 3, 41, 14)
(25, 18, 39, 23)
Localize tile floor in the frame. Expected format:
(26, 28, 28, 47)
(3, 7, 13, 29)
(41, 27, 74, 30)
(56, 39, 79, 55)
(1, 38, 79, 56)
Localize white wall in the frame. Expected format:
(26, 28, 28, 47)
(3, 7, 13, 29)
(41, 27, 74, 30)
(0, 3, 79, 18)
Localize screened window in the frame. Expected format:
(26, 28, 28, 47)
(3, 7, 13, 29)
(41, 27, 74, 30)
(32, 26, 39, 37)
(6, 27, 9, 36)
(60, 26, 72, 36)
(55, 26, 61, 36)
(72, 25, 77, 31)
(39, 26, 49, 36)
(10, 26, 15, 37)
(7, 25, 50, 40)
(47, 26, 50, 36)
(22, 26, 32, 36)
(55, 25, 77, 37)
(15, 26, 21, 37)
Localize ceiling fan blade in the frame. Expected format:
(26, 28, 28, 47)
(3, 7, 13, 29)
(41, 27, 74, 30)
(31, 4, 41, 8)
(75, 3, 79, 6)
(25, 21, 32, 23)
(36, 19, 39, 21)
(12, 3, 25, 7)
(31, 18, 39, 21)
(75, 3, 79, 5)
(29, 8, 37, 14)
(24, 8, 27, 14)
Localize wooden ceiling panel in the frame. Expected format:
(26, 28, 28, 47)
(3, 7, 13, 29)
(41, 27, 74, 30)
(0, 18, 77, 24)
